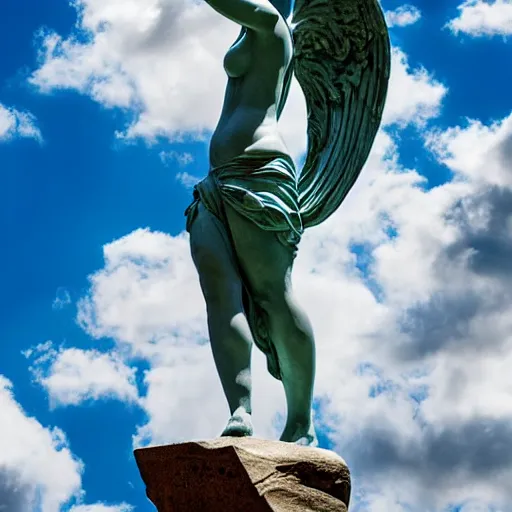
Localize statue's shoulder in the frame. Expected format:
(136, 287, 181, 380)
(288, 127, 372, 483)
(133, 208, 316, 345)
(250, 14, 292, 53)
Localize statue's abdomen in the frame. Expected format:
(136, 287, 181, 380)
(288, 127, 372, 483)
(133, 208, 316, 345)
(209, 82, 288, 169)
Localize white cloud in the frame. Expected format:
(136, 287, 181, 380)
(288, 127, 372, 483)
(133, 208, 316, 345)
(25, 341, 139, 408)
(159, 150, 200, 189)
(30, 0, 235, 143)
(0, 103, 42, 142)
(159, 150, 194, 167)
(385, 5, 422, 27)
(0, 375, 82, 512)
(76, 229, 207, 363)
(0, 375, 135, 511)
(447, 0, 512, 37)
(426, 112, 512, 188)
(29, 0, 313, 159)
(382, 49, 447, 128)
(68, 504, 133, 512)
(175, 171, 201, 189)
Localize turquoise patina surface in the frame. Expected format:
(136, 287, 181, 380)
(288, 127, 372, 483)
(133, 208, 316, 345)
(186, 152, 302, 386)
(186, 0, 390, 446)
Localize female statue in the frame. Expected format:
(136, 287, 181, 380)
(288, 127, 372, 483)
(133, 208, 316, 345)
(185, 0, 390, 446)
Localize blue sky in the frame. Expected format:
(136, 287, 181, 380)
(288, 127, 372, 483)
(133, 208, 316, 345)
(1, 0, 512, 511)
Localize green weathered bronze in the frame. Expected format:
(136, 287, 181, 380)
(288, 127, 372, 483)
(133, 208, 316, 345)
(186, 0, 390, 446)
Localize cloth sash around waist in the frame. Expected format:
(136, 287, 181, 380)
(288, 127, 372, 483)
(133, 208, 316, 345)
(185, 152, 303, 250)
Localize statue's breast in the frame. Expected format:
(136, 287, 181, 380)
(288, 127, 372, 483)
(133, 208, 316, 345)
(223, 33, 252, 78)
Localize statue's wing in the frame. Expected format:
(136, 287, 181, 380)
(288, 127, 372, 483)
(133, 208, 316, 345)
(292, 0, 391, 228)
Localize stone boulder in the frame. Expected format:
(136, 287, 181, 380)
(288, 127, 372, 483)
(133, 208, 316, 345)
(134, 437, 350, 511)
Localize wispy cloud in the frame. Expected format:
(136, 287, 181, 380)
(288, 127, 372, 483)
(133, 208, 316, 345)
(52, 288, 72, 310)
(0, 103, 42, 143)
(68, 504, 133, 512)
(175, 171, 201, 189)
(159, 150, 194, 167)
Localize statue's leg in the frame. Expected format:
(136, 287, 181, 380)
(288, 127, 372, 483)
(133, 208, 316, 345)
(224, 203, 318, 446)
(189, 203, 254, 437)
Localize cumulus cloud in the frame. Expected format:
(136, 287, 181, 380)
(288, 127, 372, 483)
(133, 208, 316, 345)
(0, 374, 135, 511)
(30, 0, 235, 143)
(447, 0, 512, 37)
(382, 49, 447, 128)
(75, 228, 294, 446)
(385, 5, 422, 28)
(426, 112, 512, 188)
(0, 103, 42, 142)
(0, 375, 82, 511)
(25, 341, 140, 408)
(29, 0, 312, 158)
(76, 229, 207, 360)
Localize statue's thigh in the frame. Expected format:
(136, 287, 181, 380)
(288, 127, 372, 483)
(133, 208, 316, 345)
(224, 203, 294, 304)
(189, 203, 242, 306)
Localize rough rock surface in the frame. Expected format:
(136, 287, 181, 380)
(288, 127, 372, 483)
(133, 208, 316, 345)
(134, 437, 350, 511)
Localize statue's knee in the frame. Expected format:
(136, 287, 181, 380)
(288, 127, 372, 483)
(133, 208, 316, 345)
(253, 285, 288, 313)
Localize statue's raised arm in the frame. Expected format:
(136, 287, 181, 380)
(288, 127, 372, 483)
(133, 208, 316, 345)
(204, 0, 280, 31)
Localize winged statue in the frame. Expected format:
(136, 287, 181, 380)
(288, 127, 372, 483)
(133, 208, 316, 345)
(184, 0, 391, 445)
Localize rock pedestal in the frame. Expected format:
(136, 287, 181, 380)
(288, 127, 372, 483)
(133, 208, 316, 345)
(134, 437, 350, 511)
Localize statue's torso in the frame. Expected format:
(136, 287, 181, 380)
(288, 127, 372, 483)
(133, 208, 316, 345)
(209, 19, 293, 170)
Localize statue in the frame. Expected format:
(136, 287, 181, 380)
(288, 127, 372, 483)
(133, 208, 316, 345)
(185, 0, 390, 447)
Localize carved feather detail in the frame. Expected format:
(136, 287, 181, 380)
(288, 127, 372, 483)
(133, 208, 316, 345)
(292, 0, 391, 228)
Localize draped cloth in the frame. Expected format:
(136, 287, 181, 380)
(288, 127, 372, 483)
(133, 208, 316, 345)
(185, 151, 303, 381)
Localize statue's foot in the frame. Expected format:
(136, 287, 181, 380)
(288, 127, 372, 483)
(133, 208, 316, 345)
(221, 407, 254, 437)
(293, 431, 319, 447)
(280, 421, 319, 447)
